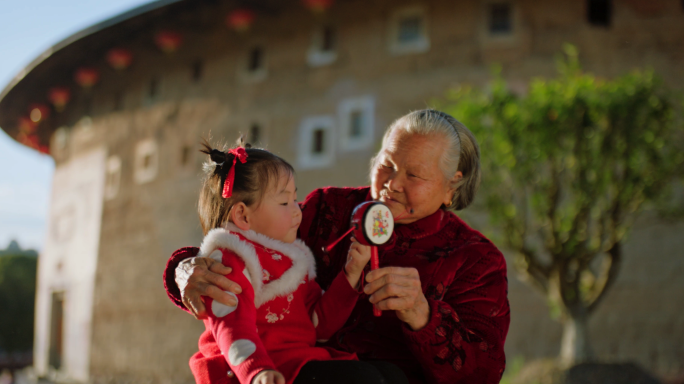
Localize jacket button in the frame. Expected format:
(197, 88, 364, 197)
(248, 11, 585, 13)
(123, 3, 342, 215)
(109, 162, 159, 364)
(227, 371, 235, 378)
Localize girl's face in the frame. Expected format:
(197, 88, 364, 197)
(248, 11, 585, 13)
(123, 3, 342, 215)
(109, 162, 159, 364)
(371, 130, 457, 224)
(247, 174, 302, 243)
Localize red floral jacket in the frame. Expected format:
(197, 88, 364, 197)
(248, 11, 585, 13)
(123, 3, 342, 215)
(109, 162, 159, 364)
(164, 187, 510, 384)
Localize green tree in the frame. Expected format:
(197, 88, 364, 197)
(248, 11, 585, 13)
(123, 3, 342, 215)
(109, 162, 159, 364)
(0, 254, 37, 352)
(445, 45, 684, 366)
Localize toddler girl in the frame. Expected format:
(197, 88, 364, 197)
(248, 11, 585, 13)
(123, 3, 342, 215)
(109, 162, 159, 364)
(188, 139, 372, 384)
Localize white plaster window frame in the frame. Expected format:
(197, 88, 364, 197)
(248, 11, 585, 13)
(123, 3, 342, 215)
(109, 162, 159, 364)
(297, 115, 336, 170)
(238, 44, 268, 83)
(479, 1, 520, 44)
(104, 156, 122, 200)
(307, 26, 338, 67)
(134, 139, 159, 184)
(338, 96, 375, 152)
(387, 5, 430, 55)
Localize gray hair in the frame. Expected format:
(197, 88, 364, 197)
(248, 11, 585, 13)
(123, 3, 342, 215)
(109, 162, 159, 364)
(378, 109, 481, 210)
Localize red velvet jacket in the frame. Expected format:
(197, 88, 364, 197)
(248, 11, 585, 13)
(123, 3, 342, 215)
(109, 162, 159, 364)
(164, 187, 510, 384)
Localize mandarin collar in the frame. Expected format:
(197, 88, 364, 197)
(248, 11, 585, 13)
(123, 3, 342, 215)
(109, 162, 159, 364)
(362, 189, 447, 241)
(394, 209, 446, 240)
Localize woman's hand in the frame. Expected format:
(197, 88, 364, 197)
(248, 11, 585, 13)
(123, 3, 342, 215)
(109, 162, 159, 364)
(344, 237, 372, 289)
(252, 370, 285, 384)
(364, 267, 430, 330)
(175, 256, 243, 319)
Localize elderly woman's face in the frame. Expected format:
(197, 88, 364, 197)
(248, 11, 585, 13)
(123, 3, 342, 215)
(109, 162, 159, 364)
(371, 130, 456, 224)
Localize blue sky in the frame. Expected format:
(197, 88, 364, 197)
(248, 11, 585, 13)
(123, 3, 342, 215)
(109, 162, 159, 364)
(0, 0, 155, 251)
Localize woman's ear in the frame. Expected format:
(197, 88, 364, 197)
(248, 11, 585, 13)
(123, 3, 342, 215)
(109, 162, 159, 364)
(230, 202, 251, 231)
(444, 171, 464, 206)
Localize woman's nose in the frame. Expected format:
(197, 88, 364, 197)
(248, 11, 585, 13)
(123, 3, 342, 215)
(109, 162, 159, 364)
(386, 173, 404, 192)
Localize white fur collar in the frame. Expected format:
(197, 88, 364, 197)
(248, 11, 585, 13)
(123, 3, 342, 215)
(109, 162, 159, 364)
(197, 224, 316, 307)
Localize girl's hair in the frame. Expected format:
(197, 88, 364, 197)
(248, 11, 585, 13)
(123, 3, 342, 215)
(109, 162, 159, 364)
(378, 109, 481, 211)
(198, 137, 294, 235)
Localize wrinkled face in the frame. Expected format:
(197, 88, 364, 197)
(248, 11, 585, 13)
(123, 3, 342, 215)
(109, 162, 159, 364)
(371, 130, 455, 224)
(248, 174, 302, 243)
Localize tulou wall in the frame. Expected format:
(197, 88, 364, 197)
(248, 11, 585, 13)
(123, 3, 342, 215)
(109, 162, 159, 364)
(29, 0, 684, 383)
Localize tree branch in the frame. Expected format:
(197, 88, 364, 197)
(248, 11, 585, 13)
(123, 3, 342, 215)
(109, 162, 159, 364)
(587, 241, 622, 314)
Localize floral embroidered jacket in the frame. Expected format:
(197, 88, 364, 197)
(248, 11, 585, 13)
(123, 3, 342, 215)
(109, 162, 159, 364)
(164, 187, 510, 384)
(176, 224, 360, 384)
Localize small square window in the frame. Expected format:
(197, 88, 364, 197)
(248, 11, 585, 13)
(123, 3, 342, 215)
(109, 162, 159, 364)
(298, 116, 335, 169)
(105, 156, 121, 200)
(248, 124, 261, 146)
(388, 6, 430, 55)
(321, 27, 336, 52)
(312, 129, 325, 154)
(588, 0, 611, 27)
(349, 111, 364, 138)
(307, 26, 338, 67)
(489, 3, 512, 34)
(134, 139, 158, 184)
(248, 47, 263, 72)
(398, 16, 422, 43)
(338, 96, 375, 151)
(239, 45, 268, 82)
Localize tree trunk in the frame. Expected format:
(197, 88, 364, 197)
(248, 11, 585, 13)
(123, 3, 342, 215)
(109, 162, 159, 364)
(559, 311, 593, 367)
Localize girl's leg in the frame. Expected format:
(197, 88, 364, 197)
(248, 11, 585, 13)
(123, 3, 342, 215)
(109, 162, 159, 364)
(293, 360, 408, 384)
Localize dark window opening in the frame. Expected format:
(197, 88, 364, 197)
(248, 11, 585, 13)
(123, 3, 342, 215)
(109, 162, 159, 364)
(181, 145, 191, 166)
(350, 111, 364, 138)
(249, 124, 261, 145)
(49, 292, 64, 370)
(489, 3, 512, 34)
(587, 0, 611, 27)
(321, 26, 336, 52)
(192, 60, 204, 82)
(148, 79, 158, 98)
(312, 129, 325, 154)
(398, 16, 423, 43)
(143, 153, 152, 168)
(248, 47, 263, 71)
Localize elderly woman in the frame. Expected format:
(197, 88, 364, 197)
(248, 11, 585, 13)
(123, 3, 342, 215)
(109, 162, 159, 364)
(164, 110, 510, 384)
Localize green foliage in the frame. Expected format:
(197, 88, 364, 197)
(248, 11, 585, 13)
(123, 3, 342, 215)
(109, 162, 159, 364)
(443, 45, 684, 317)
(0, 254, 37, 352)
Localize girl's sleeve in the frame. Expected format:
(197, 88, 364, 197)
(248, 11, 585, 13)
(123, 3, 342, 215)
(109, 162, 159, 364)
(204, 249, 277, 384)
(401, 245, 510, 384)
(304, 270, 363, 342)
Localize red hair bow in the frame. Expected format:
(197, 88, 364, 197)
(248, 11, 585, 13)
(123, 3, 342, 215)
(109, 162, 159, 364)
(222, 147, 248, 198)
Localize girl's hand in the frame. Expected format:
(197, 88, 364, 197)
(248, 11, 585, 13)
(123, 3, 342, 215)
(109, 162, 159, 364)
(344, 237, 372, 288)
(252, 370, 285, 384)
(175, 256, 243, 319)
